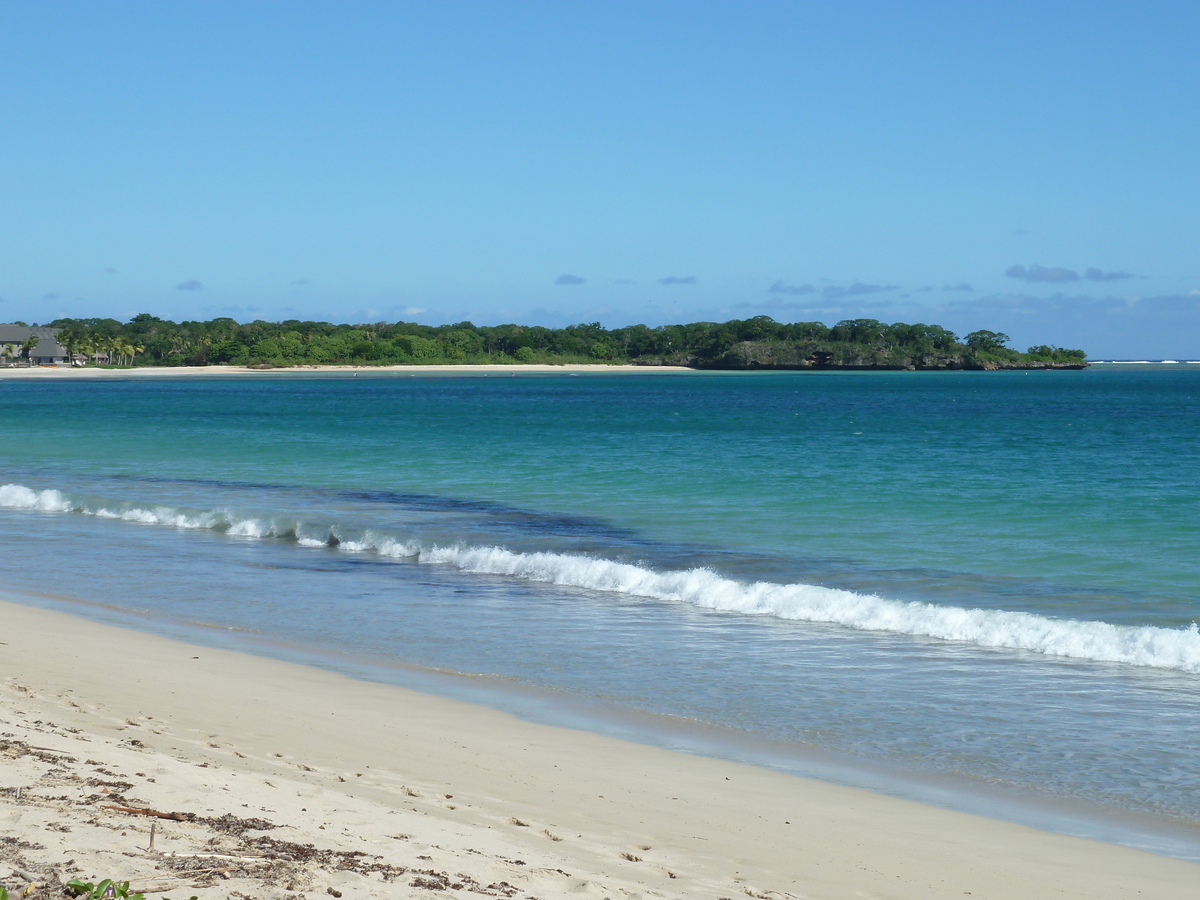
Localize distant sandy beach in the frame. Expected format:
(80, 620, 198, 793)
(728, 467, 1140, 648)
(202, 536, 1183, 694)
(0, 363, 693, 378)
(2, 598, 1197, 899)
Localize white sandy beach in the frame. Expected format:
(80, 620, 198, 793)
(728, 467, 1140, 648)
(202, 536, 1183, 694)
(0, 364, 692, 378)
(2, 598, 1197, 899)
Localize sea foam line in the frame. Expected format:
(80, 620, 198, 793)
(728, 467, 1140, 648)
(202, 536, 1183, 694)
(4, 482, 1199, 673)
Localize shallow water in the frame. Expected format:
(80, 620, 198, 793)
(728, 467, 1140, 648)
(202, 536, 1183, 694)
(2, 368, 1198, 854)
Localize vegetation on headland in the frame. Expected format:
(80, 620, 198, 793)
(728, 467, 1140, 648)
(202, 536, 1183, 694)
(46, 314, 1088, 370)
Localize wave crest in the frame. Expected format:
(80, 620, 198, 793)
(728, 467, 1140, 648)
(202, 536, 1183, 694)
(4, 482, 1199, 673)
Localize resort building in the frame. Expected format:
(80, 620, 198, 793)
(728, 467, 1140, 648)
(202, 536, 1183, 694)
(0, 325, 71, 366)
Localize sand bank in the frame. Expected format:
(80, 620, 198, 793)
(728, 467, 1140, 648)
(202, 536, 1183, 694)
(2, 599, 1196, 900)
(0, 363, 691, 378)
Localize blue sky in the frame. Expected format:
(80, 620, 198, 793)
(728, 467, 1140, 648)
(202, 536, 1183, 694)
(3, 1, 1198, 356)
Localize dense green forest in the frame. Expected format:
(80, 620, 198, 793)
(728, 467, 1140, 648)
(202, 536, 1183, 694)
(46, 314, 1088, 369)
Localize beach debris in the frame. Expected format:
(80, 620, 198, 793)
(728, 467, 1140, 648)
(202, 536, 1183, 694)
(100, 805, 187, 821)
(8, 869, 40, 887)
(1, 699, 668, 900)
(25, 745, 73, 756)
(1, 737, 78, 765)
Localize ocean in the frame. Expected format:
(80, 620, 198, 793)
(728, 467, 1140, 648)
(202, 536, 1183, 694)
(3, 367, 1199, 857)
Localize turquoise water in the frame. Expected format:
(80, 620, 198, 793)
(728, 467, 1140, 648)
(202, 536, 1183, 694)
(2, 368, 1199, 853)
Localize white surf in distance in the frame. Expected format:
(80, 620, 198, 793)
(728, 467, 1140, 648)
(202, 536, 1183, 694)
(4, 482, 1198, 674)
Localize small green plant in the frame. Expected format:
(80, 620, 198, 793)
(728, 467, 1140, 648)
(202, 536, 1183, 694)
(65, 879, 144, 900)
(1, 884, 9, 900)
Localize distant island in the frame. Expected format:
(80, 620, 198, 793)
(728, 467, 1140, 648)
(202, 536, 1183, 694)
(40, 314, 1088, 370)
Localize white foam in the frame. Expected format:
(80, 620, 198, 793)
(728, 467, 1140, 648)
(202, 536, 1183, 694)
(227, 518, 273, 538)
(0, 484, 73, 512)
(4, 481, 1200, 674)
(416, 544, 1200, 673)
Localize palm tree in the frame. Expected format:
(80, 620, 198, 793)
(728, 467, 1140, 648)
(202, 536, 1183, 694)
(59, 331, 79, 364)
(92, 335, 111, 365)
(20, 334, 39, 363)
(195, 334, 213, 364)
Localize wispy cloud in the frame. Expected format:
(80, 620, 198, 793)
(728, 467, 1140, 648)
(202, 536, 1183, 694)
(659, 275, 697, 285)
(1084, 267, 1134, 282)
(291, 278, 309, 286)
(770, 279, 900, 300)
(822, 282, 899, 299)
(734, 295, 897, 318)
(1005, 264, 1079, 283)
(555, 274, 586, 285)
(943, 282, 973, 292)
(104, 267, 117, 274)
(199, 303, 256, 316)
(767, 280, 814, 296)
(176, 279, 204, 291)
(403, 306, 427, 316)
(42, 292, 59, 301)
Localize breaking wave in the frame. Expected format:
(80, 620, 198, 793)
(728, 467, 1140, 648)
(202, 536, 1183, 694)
(4, 482, 1199, 674)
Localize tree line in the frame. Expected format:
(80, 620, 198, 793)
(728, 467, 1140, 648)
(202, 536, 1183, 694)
(46, 313, 1087, 369)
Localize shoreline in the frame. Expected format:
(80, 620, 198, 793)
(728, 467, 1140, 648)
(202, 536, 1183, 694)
(0, 360, 1110, 378)
(3, 599, 1198, 898)
(0, 363, 694, 378)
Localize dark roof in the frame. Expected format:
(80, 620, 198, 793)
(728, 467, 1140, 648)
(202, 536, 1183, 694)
(0, 325, 59, 342)
(0, 325, 67, 358)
